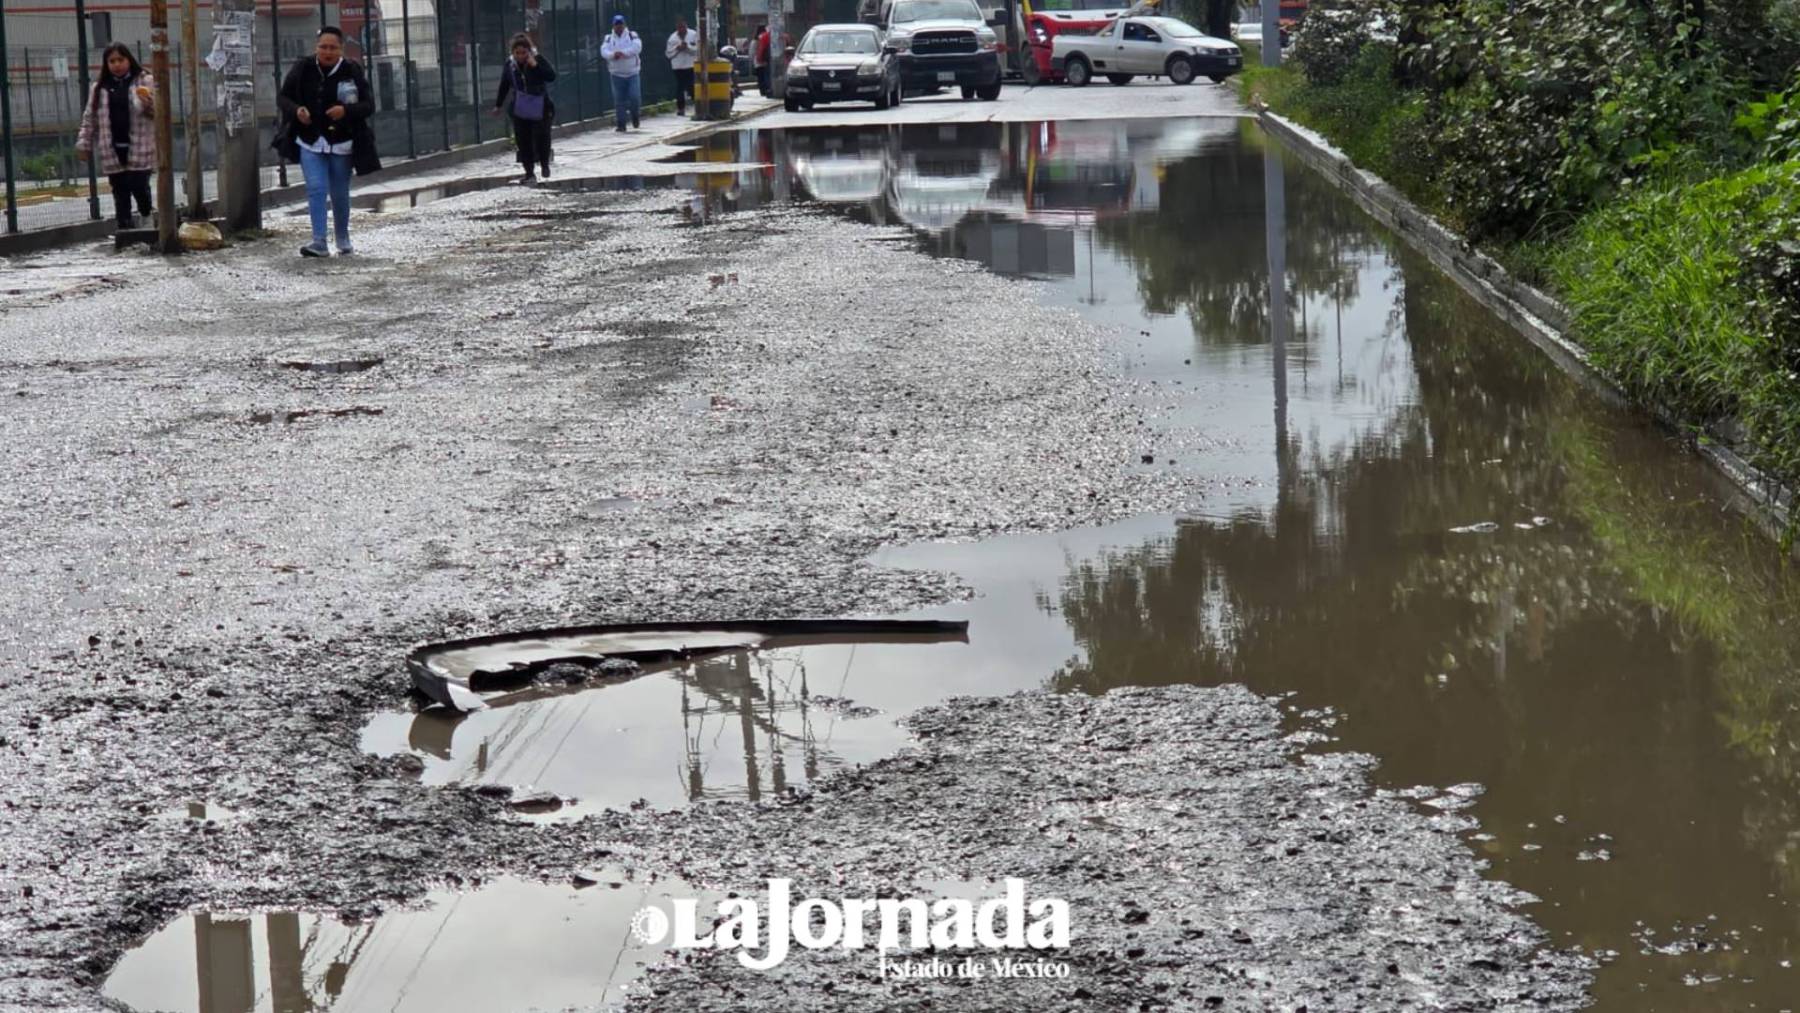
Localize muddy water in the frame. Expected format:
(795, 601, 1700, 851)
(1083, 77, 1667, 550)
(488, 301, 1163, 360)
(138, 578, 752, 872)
(111, 118, 1800, 1011)
(103, 862, 704, 1012)
(649, 118, 1800, 1010)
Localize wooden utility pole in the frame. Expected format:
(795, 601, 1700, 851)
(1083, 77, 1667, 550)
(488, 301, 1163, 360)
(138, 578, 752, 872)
(149, 0, 179, 251)
(183, 0, 203, 217)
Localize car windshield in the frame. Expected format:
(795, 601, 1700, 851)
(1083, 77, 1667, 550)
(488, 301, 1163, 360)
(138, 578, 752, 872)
(1144, 16, 1206, 37)
(1038, 0, 1125, 8)
(891, 0, 983, 23)
(802, 30, 880, 54)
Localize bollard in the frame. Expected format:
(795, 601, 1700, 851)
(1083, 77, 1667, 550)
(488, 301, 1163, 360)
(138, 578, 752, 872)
(694, 57, 732, 119)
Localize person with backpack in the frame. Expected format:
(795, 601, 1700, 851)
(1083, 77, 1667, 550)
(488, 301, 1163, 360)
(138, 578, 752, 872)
(493, 33, 557, 184)
(602, 14, 644, 132)
(275, 26, 380, 257)
(74, 43, 156, 230)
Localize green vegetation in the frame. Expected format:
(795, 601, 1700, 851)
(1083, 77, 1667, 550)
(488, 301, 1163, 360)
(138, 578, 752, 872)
(1251, 0, 1800, 538)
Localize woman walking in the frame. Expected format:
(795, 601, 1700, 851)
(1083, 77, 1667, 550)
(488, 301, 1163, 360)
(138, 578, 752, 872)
(276, 26, 379, 257)
(74, 43, 156, 230)
(493, 34, 557, 184)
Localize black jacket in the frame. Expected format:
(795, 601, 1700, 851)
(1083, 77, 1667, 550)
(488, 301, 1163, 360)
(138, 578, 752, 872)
(494, 57, 557, 117)
(274, 57, 381, 175)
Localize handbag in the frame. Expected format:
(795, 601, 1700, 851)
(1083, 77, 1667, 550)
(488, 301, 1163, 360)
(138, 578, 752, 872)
(511, 66, 546, 121)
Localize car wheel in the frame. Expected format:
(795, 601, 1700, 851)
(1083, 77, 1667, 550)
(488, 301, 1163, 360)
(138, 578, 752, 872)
(1209, 73, 1227, 84)
(1020, 54, 1042, 87)
(875, 82, 892, 109)
(1166, 54, 1195, 85)
(960, 85, 976, 100)
(977, 82, 1001, 100)
(1065, 55, 1092, 87)
(784, 95, 799, 112)
(894, 79, 903, 105)
(1107, 73, 1134, 86)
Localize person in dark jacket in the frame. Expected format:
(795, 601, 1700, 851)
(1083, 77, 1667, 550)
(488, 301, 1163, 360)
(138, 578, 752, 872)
(276, 26, 378, 257)
(492, 33, 557, 184)
(75, 43, 156, 229)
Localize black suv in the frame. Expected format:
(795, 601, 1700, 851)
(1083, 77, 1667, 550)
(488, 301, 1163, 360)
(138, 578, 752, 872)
(861, 0, 1004, 100)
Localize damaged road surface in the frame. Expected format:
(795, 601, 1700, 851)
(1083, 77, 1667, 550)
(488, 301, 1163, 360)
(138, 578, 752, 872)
(9, 106, 1800, 1013)
(105, 689, 1594, 1012)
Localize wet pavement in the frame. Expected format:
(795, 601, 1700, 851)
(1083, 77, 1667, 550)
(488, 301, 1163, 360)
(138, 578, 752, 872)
(8, 105, 1800, 1012)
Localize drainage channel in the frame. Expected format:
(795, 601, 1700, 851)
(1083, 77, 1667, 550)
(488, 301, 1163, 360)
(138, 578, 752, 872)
(105, 116, 1800, 1012)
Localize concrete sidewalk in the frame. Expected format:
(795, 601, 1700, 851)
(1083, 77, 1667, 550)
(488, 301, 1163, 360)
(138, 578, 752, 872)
(0, 96, 778, 259)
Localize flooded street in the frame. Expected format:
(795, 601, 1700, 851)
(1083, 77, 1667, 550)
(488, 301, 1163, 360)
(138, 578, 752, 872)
(9, 103, 1800, 1012)
(366, 118, 1800, 1010)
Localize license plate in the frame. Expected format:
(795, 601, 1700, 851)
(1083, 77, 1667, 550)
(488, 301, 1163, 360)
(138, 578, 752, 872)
(822, 81, 842, 90)
(1229, 56, 1240, 64)
(937, 71, 956, 82)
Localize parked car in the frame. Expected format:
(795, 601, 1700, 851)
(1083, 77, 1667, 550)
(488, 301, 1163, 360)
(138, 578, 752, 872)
(862, 0, 1005, 101)
(1053, 14, 1241, 86)
(785, 25, 904, 110)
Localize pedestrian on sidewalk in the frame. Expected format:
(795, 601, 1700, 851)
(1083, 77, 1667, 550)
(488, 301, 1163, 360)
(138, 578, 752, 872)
(667, 16, 700, 116)
(74, 43, 155, 230)
(493, 33, 557, 184)
(275, 26, 380, 258)
(602, 14, 644, 132)
(754, 25, 772, 96)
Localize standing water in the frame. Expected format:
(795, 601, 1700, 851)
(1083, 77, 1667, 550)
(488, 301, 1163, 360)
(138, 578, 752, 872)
(110, 118, 1800, 1012)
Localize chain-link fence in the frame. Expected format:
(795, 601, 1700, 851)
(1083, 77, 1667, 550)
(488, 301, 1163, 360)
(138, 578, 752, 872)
(2, 0, 825, 237)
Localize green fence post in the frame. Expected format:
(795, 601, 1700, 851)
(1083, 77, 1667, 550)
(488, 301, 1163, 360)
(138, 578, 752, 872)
(76, 0, 101, 219)
(1, 12, 18, 233)
(469, 0, 481, 141)
(272, 6, 288, 186)
(402, 0, 416, 156)
(437, 0, 450, 149)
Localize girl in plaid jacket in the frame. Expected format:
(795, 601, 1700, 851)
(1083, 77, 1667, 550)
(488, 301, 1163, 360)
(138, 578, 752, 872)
(75, 43, 157, 229)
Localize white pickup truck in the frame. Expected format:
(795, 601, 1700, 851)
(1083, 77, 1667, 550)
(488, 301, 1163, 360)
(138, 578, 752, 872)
(1051, 13, 1242, 86)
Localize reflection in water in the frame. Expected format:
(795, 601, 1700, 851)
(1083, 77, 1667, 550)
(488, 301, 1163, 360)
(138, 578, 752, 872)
(363, 635, 965, 816)
(154, 118, 1800, 1011)
(104, 872, 696, 1013)
(684, 118, 1800, 1009)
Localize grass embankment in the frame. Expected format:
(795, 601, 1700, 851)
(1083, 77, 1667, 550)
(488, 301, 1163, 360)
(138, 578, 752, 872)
(1243, 54, 1800, 539)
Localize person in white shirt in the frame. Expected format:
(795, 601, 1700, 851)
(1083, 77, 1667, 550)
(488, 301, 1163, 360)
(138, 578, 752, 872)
(601, 14, 644, 132)
(666, 17, 700, 116)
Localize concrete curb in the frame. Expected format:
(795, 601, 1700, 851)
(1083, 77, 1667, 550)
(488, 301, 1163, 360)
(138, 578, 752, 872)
(0, 99, 773, 259)
(1256, 108, 1795, 546)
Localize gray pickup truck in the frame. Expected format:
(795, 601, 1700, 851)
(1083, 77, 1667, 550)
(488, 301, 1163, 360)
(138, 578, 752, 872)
(861, 0, 1006, 100)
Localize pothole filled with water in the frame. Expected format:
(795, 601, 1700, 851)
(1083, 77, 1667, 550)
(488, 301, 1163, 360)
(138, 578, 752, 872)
(102, 871, 701, 1013)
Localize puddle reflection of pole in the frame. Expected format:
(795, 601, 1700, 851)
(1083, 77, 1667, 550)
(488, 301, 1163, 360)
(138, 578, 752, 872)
(763, 659, 786, 796)
(267, 911, 315, 1012)
(193, 913, 254, 1013)
(1263, 145, 1290, 483)
(737, 653, 761, 802)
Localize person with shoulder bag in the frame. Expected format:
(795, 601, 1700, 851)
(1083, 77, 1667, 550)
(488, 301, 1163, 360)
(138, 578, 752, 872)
(493, 33, 557, 184)
(275, 26, 380, 257)
(74, 43, 156, 230)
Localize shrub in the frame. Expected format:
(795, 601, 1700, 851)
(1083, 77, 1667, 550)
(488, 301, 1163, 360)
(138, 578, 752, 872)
(1553, 163, 1800, 520)
(1290, 0, 1390, 87)
(1402, 0, 1746, 241)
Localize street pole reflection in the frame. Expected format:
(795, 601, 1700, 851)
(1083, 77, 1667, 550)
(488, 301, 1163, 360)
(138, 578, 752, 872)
(192, 914, 254, 1013)
(1264, 144, 1291, 486)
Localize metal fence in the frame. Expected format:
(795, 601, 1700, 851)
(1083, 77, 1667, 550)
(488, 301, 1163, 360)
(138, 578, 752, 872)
(1, 0, 810, 237)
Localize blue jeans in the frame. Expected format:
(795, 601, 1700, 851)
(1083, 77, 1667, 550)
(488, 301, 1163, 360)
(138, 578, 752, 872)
(298, 146, 353, 247)
(612, 73, 641, 128)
